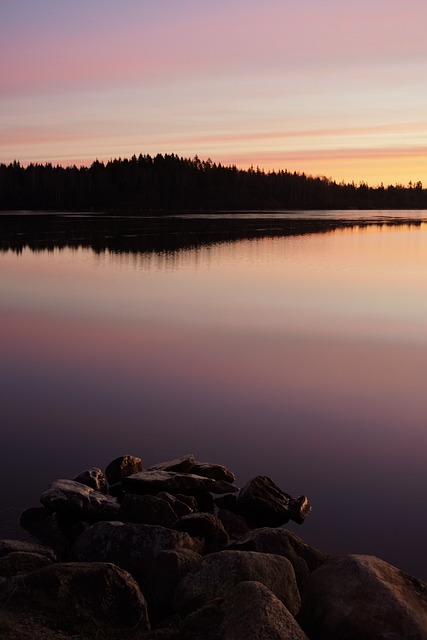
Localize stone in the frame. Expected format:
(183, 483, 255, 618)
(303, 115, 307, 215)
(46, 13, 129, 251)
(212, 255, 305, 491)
(148, 454, 195, 473)
(0, 538, 57, 562)
(0, 551, 53, 577)
(174, 513, 229, 553)
(235, 476, 311, 527)
(180, 581, 309, 640)
(173, 549, 300, 616)
(0, 561, 150, 633)
(122, 470, 238, 496)
(217, 509, 251, 540)
(72, 521, 204, 588)
(191, 461, 236, 483)
(144, 548, 203, 621)
(20, 507, 82, 559)
(158, 492, 196, 517)
(119, 493, 179, 527)
(229, 527, 327, 592)
(299, 554, 427, 640)
(73, 466, 108, 493)
(40, 478, 120, 520)
(105, 454, 143, 485)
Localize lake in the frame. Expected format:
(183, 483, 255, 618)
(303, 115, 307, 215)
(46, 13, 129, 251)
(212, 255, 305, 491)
(1, 211, 427, 580)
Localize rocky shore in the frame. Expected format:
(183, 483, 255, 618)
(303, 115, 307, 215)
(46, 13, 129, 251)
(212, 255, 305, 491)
(1, 453, 427, 639)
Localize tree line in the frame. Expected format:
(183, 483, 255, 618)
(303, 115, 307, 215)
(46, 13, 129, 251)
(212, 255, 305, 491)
(0, 153, 426, 211)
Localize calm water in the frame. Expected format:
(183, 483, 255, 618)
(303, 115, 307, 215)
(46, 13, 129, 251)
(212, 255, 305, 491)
(1, 213, 427, 579)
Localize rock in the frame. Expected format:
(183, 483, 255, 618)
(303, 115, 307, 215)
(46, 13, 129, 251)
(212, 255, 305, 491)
(40, 478, 120, 520)
(191, 461, 235, 483)
(0, 538, 57, 562)
(217, 509, 251, 540)
(174, 513, 229, 553)
(180, 581, 309, 640)
(20, 507, 79, 559)
(73, 466, 108, 494)
(0, 551, 53, 577)
(144, 548, 203, 621)
(148, 454, 195, 473)
(0, 561, 150, 633)
(173, 549, 300, 616)
(122, 470, 238, 496)
(235, 476, 311, 527)
(105, 454, 143, 485)
(158, 492, 197, 517)
(299, 554, 427, 640)
(229, 527, 327, 592)
(119, 493, 179, 527)
(72, 521, 204, 588)
(215, 493, 238, 510)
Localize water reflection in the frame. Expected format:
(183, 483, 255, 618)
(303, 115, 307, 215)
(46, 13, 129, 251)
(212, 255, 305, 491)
(1, 217, 427, 579)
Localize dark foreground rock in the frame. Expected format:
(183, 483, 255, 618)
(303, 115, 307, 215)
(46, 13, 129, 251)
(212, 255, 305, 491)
(40, 478, 120, 520)
(73, 467, 108, 494)
(122, 469, 238, 496)
(0, 551, 53, 578)
(105, 454, 143, 485)
(0, 561, 149, 635)
(180, 580, 309, 640)
(174, 512, 229, 553)
(173, 549, 300, 616)
(229, 527, 327, 592)
(299, 554, 427, 640)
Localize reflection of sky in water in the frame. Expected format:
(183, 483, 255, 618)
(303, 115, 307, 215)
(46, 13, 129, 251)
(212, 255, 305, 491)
(1, 224, 427, 578)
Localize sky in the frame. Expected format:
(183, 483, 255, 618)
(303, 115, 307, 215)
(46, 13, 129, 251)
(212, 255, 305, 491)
(1, 0, 427, 186)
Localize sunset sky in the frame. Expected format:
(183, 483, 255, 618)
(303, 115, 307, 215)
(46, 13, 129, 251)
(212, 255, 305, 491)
(1, 0, 427, 186)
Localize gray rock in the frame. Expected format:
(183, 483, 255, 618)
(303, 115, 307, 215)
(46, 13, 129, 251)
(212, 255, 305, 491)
(123, 470, 238, 496)
(0, 538, 57, 562)
(235, 476, 311, 527)
(105, 454, 143, 485)
(73, 466, 108, 494)
(0, 561, 150, 632)
(180, 580, 309, 640)
(0, 551, 53, 577)
(72, 521, 204, 588)
(191, 461, 236, 483)
(40, 478, 120, 520)
(229, 527, 327, 592)
(174, 512, 229, 553)
(148, 454, 195, 473)
(173, 549, 300, 616)
(300, 554, 427, 640)
(145, 548, 203, 621)
(119, 493, 179, 527)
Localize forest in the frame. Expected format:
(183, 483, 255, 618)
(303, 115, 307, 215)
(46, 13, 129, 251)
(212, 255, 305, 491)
(0, 153, 426, 211)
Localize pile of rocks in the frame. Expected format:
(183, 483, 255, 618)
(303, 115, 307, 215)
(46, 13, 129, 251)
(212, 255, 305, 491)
(1, 454, 427, 639)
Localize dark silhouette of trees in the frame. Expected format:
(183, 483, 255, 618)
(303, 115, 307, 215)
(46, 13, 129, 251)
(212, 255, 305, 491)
(0, 154, 426, 211)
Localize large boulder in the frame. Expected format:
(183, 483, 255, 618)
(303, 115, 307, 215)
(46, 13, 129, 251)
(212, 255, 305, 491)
(0, 539, 57, 562)
(73, 466, 108, 494)
(40, 478, 120, 520)
(105, 454, 143, 485)
(173, 549, 300, 616)
(158, 492, 197, 517)
(229, 527, 327, 592)
(217, 509, 251, 540)
(72, 521, 204, 588)
(174, 512, 229, 553)
(0, 561, 150, 633)
(144, 548, 203, 621)
(234, 476, 311, 527)
(180, 580, 309, 640)
(191, 461, 235, 483)
(299, 554, 427, 640)
(148, 454, 195, 473)
(119, 493, 179, 527)
(0, 551, 53, 578)
(122, 470, 238, 496)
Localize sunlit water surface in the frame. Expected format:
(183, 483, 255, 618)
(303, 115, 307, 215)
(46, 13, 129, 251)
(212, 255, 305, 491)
(1, 222, 427, 578)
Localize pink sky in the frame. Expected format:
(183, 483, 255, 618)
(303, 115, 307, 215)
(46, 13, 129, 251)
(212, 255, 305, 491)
(1, 0, 427, 185)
